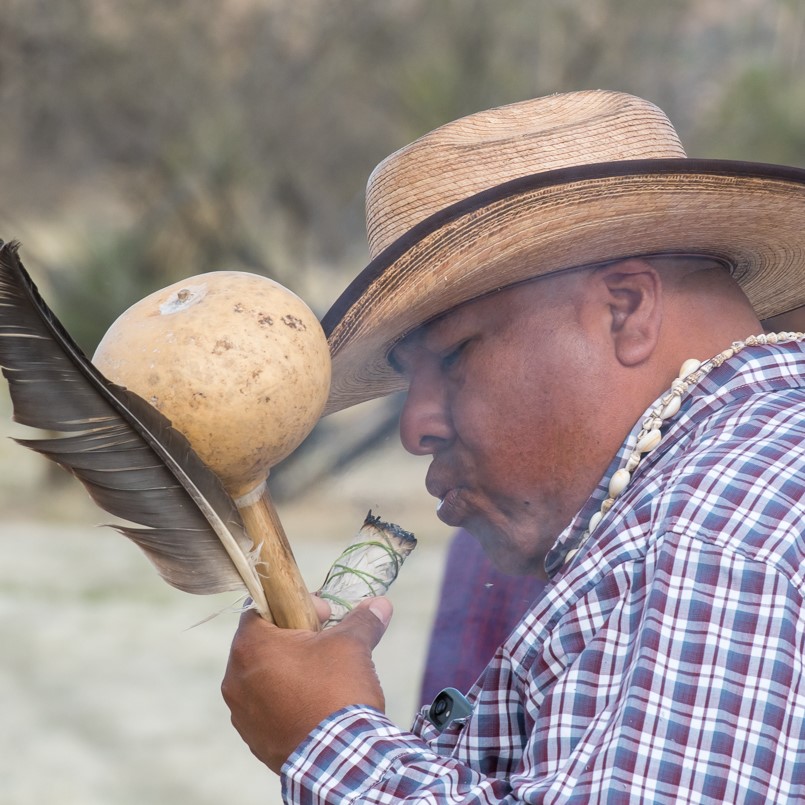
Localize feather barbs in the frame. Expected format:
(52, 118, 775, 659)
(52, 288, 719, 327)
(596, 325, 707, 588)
(0, 241, 271, 617)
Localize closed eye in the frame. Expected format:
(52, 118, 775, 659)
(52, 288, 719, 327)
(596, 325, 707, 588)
(440, 340, 470, 372)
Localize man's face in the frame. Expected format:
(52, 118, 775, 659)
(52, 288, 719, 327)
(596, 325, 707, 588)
(392, 273, 614, 576)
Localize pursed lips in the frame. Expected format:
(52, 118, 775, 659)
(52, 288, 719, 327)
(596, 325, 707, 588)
(425, 464, 464, 520)
(425, 465, 451, 504)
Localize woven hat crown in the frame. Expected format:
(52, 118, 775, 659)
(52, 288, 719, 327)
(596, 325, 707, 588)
(365, 90, 687, 258)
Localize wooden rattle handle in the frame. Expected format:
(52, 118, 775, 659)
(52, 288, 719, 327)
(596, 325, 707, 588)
(236, 485, 320, 630)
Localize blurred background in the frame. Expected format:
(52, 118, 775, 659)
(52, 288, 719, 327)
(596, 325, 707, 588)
(1, 0, 804, 802)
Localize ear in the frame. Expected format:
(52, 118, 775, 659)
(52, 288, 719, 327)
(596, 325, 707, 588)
(595, 259, 663, 367)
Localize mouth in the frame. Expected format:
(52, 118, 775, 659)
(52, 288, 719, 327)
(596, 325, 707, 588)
(426, 464, 467, 526)
(433, 486, 464, 526)
(426, 470, 450, 507)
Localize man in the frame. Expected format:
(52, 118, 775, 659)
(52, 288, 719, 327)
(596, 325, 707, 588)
(222, 90, 805, 802)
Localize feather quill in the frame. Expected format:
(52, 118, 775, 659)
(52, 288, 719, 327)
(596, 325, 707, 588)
(0, 240, 270, 616)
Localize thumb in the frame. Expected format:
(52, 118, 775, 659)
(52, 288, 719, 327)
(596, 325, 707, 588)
(336, 596, 393, 649)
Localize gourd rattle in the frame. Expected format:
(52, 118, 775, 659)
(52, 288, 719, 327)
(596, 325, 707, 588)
(93, 271, 330, 630)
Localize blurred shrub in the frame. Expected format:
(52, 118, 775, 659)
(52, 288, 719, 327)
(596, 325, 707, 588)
(1, 0, 804, 491)
(1, 0, 803, 341)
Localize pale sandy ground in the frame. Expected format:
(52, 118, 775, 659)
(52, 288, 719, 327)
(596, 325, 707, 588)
(0, 393, 454, 805)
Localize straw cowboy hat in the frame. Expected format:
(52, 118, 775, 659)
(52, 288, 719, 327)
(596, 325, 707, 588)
(321, 89, 805, 415)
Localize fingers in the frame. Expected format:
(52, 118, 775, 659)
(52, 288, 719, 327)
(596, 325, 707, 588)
(241, 592, 332, 629)
(311, 593, 332, 624)
(222, 596, 392, 772)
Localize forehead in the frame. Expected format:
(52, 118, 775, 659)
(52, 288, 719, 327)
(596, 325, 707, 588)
(388, 267, 591, 370)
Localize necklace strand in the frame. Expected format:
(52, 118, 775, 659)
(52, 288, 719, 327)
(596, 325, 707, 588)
(564, 330, 805, 565)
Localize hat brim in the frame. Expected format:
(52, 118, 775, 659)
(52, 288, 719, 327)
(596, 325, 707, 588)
(322, 158, 805, 415)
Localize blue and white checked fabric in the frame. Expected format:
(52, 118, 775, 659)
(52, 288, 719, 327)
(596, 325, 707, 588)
(284, 342, 805, 803)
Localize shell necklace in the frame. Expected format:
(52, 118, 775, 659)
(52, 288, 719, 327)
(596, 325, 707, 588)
(564, 330, 805, 565)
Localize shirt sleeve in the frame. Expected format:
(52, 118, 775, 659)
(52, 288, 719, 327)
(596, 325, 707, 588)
(282, 706, 512, 803)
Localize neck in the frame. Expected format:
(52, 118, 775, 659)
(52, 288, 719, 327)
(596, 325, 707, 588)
(563, 329, 805, 567)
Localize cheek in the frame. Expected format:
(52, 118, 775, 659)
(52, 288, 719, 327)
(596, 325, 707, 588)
(454, 386, 544, 476)
(455, 359, 585, 489)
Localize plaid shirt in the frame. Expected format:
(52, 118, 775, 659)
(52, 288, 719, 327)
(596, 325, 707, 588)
(284, 342, 805, 804)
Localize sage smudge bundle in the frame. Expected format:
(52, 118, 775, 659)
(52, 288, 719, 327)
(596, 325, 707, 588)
(318, 511, 417, 627)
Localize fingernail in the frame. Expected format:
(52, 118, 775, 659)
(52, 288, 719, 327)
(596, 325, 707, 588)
(368, 599, 391, 627)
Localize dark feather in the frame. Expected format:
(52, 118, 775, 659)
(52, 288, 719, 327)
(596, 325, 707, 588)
(0, 241, 269, 611)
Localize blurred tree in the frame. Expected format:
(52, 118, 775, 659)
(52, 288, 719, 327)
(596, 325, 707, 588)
(1, 0, 802, 322)
(0, 0, 802, 495)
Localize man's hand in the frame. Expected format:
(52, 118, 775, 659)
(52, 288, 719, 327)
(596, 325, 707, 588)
(221, 596, 393, 773)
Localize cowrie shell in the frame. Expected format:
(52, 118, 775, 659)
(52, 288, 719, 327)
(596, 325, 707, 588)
(636, 429, 662, 454)
(678, 358, 701, 379)
(660, 394, 681, 420)
(608, 468, 631, 498)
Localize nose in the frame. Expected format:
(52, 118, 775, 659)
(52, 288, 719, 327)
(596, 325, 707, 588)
(398, 367, 454, 456)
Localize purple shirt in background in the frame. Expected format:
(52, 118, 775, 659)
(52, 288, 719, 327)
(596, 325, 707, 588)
(419, 528, 546, 707)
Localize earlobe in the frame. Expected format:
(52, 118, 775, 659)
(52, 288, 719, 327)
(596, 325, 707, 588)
(598, 259, 662, 367)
